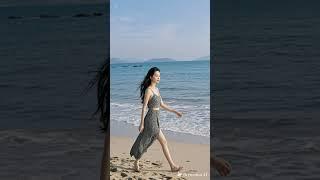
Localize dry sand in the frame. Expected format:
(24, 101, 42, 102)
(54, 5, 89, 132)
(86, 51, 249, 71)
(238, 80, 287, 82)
(110, 136, 210, 180)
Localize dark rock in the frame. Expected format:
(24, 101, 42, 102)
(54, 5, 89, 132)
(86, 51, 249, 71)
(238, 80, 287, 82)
(8, 16, 22, 19)
(39, 14, 59, 18)
(73, 13, 91, 17)
(110, 167, 117, 172)
(93, 12, 103, 16)
(120, 172, 128, 177)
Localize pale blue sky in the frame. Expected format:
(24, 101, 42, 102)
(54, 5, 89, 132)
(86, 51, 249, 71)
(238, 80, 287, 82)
(110, 0, 210, 60)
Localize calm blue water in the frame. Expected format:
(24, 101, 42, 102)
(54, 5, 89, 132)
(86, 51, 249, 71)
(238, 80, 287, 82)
(0, 4, 107, 129)
(110, 60, 210, 137)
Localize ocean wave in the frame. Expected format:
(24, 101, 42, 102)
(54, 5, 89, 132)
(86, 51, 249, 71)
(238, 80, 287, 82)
(111, 102, 210, 137)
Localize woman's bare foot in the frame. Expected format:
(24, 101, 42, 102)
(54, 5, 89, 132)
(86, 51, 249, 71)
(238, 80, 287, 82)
(133, 160, 140, 172)
(170, 164, 183, 172)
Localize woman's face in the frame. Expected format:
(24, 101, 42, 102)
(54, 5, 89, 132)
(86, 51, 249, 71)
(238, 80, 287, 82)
(150, 71, 160, 84)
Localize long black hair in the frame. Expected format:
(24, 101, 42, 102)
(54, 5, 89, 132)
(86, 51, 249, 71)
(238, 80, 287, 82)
(139, 67, 160, 104)
(83, 59, 109, 133)
(83, 58, 110, 180)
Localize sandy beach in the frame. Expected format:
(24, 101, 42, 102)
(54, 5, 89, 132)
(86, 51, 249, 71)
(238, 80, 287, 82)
(0, 127, 210, 180)
(110, 135, 210, 180)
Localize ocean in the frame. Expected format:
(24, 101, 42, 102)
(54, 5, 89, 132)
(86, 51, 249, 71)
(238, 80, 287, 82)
(110, 60, 210, 138)
(212, 0, 320, 179)
(0, 3, 109, 179)
(0, 4, 108, 129)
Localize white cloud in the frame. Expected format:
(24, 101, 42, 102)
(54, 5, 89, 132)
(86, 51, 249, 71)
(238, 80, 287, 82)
(111, 20, 209, 60)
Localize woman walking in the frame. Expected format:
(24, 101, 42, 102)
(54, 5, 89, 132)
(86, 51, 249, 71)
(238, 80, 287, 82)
(130, 67, 183, 172)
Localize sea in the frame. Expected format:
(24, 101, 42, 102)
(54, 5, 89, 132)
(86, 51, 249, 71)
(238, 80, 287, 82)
(212, 0, 320, 179)
(0, 3, 109, 179)
(0, 3, 108, 129)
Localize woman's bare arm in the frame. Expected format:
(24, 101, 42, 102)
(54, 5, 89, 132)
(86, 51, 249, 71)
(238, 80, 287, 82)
(159, 92, 182, 117)
(160, 96, 177, 113)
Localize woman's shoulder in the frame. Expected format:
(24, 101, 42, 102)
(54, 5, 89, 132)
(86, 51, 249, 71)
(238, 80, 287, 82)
(145, 87, 151, 91)
(145, 87, 152, 94)
(145, 86, 160, 94)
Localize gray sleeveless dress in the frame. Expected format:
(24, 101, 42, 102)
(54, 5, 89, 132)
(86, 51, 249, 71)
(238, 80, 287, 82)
(130, 89, 161, 160)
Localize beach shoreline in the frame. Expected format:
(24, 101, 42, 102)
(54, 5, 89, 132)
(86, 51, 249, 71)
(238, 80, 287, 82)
(110, 120, 210, 179)
(111, 120, 210, 145)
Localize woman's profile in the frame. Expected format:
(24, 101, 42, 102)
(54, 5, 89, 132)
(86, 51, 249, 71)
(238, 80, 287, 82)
(129, 67, 183, 172)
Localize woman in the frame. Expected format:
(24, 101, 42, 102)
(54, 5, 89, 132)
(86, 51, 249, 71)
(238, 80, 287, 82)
(129, 67, 183, 172)
(87, 61, 231, 178)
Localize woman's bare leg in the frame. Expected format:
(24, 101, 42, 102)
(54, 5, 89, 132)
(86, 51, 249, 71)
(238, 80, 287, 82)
(157, 129, 178, 169)
(134, 159, 140, 172)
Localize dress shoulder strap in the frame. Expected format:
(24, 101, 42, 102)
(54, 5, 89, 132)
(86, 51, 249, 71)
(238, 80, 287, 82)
(147, 87, 155, 95)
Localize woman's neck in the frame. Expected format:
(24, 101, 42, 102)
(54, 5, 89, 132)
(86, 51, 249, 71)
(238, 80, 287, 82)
(149, 84, 156, 89)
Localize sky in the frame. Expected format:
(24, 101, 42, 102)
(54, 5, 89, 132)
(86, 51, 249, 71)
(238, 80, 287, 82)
(110, 0, 210, 61)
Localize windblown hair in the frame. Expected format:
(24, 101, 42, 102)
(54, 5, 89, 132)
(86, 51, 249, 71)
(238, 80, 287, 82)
(84, 59, 109, 133)
(139, 67, 160, 104)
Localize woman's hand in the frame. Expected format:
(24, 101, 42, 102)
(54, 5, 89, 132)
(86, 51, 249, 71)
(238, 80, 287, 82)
(175, 111, 182, 118)
(139, 124, 144, 132)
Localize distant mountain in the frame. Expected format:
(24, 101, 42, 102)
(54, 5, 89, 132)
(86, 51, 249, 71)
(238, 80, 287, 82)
(111, 57, 209, 64)
(195, 56, 210, 61)
(110, 58, 128, 64)
(111, 57, 144, 64)
(145, 58, 176, 62)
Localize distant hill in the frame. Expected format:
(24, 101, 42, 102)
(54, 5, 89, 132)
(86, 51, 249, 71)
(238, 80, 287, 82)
(195, 56, 210, 61)
(111, 57, 145, 64)
(110, 58, 128, 64)
(145, 58, 176, 62)
(111, 57, 209, 64)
